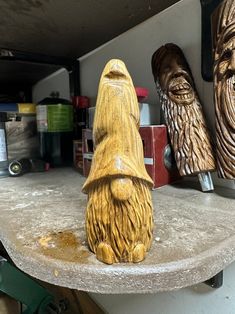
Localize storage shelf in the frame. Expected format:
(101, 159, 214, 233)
(0, 168, 235, 294)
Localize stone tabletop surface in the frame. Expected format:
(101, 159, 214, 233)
(0, 168, 235, 294)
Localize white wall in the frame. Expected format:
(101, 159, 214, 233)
(32, 68, 70, 103)
(79, 0, 235, 189)
(79, 0, 202, 112)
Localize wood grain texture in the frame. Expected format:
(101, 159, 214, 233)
(212, 0, 235, 179)
(0, 295, 19, 314)
(152, 43, 216, 177)
(82, 59, 153, 264)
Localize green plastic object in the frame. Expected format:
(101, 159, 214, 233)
(0, 256, 55, 314)
(36, 97, 73, 167)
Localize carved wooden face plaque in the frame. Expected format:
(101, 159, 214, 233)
(156, 48, 195, 106)
(213, 0, 235, 179)
(152, 44, 216, 177)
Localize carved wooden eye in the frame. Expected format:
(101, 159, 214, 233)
(163, 66, 171, 73)
(222, 49, 232, 60)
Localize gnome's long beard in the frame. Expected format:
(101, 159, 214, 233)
(86, 177, 153, 263)
(215, 76, 235, 178)
(156, 81, 215, 176)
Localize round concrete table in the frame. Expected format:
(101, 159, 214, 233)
(1, 168, 235, 293)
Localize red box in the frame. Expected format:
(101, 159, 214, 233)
(82, 126, 181, 188)
(139, 125, 181, 189)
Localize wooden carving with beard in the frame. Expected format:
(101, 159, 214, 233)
(82, 59, 154, 265)
(212, 0, 235, 179)
(151, 44, 216, 179)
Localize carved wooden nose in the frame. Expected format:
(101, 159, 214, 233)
(109, 61, 124, 74)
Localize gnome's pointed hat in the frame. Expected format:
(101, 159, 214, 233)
(82, 59, 153, 193)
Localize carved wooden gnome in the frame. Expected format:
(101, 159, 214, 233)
(152, 44, 216, 191)
(82, 59, 154, 264)
(212, 0, 235, 179)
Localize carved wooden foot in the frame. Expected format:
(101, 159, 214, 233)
(96, 242, 117, 265)
(132, 243, 146, 263)
(95, 242, 147, 265)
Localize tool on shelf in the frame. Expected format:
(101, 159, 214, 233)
(8, 158, 49, 176)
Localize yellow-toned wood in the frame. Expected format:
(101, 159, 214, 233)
(0, 295, 20, 314)
(75, 291, 105, 314)
(82, 59, 154, 264)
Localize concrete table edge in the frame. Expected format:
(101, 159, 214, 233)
(1, 217, 235, 294)
(0, 169, 235, 294)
